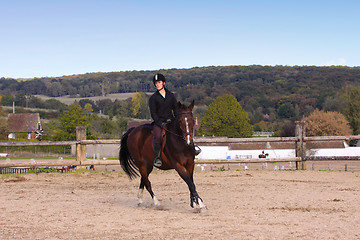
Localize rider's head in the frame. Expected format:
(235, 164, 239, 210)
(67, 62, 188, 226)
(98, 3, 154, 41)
(153, 73, 166, 86)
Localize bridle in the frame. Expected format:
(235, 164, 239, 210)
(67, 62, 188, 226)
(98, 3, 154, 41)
(178, 111, 194, 145)
(163, 111, 194, 145)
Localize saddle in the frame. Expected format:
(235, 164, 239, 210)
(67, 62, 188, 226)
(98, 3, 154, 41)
(149, 121, 201, 156)
(148, 121, 169, 158)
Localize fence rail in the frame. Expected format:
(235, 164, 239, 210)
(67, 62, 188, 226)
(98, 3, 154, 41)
(0, 160, 118, 168)
(0, 141, 77, 147)
(0, 158, 304, 168)
(1, 125, 360, 171)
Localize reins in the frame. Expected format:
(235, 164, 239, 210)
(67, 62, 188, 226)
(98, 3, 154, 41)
(162, 125, 186, 139)
(162, 111, 194, 141)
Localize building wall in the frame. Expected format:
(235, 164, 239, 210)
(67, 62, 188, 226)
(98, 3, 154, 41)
(71, 144, 120, 159)
(196, 146, 295, 159)
(71, 141, 360, 160)
(196, 144, 360, 159)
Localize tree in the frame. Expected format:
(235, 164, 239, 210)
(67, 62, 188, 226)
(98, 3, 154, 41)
(342, 87, 360, 134)
(53, 103, 93, 140)
(302, 109, 352, 136)
(84, 103, 94, 112)
(131, 92, 150, 119)
(89, 115, 123, 139)
(0, 95, 14, 106)
(198, 94, 253, 137)
(114, 99, 132, 117)
(79, 99, 96, 109)
(47, 82, 65, 97)
(278, 102, 295, 119)
(280, 122, 296, 137)
(0, 106, 7, 140)
(44, 99, 67, 110)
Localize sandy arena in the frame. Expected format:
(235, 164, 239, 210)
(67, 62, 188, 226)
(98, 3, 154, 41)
(1, 169, 360, 239)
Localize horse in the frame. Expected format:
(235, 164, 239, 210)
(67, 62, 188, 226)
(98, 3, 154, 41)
(119, 100, 207, 212)
(61, 165, 76, 173)
(259, 152, 269, 158)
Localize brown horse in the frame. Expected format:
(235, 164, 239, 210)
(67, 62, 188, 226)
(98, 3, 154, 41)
(119, 100, 207, 212)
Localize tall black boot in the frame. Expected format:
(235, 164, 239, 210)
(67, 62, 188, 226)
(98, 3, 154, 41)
(194, 144, 202, 156)
(153, 141, 162, 167)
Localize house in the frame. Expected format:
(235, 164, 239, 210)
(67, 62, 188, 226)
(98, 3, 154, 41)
(7, 113, 43, 140)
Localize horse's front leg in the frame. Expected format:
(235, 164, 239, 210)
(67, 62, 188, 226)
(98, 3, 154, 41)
(175, 164, 207, 211)
(190, 192, 207, 210)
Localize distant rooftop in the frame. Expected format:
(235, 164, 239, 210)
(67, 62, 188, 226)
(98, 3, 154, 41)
(8, 113, 41, 133)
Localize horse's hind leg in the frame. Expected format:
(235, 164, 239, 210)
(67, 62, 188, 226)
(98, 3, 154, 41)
(143, 176, 160, 207)
(138, 177, 160, 207)
(138, 167, 160, 207)
(137, 179, 145, 206)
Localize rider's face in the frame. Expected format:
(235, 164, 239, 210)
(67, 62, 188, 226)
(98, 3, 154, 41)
(155, 80, 165, 91)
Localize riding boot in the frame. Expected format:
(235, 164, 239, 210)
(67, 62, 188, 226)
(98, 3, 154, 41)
(194, 144, 202, 156)
(153, 141, 162, 167)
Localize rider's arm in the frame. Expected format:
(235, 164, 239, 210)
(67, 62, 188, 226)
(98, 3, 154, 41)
(149, 95, 162, 126)
(171, 93, 179, 119)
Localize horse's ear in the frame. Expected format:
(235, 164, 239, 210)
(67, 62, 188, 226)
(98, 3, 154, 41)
(188, 100, 194, 111)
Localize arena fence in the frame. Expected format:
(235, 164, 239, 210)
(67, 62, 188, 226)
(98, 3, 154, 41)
(1, 124, 360, 172)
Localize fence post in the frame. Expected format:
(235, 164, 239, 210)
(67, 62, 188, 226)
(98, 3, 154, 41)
(295, 121, 306, 170)
(76, 126, 87, 167)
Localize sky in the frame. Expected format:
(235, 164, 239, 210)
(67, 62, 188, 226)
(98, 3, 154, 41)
(1, 0, 360, 79)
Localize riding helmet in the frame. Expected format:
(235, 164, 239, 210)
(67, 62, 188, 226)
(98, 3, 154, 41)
(153, 73, 166, 85)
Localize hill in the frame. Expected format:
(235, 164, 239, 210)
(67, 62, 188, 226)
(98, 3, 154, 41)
(2, 65, 359, 102)
(1, 65, 360, 132)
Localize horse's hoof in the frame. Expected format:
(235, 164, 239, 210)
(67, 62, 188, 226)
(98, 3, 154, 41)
(154, 204, 165, 210)
(200, 206, 208, 214)
(192, 206, 208, 214)
(192, 208, 201, 213)
(154, 158, 162, 167)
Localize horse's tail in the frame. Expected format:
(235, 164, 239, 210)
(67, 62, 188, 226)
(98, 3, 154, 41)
(119, 127, 139, 179)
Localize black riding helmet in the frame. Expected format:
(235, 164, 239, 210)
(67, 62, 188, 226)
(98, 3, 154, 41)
(153, 73, 166, 86)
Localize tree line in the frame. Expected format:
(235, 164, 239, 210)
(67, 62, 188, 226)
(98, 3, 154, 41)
(2, 65, 359, 103)
(1, 65, 360, 139)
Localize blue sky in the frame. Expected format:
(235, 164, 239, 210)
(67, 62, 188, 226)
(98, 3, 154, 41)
(1, 0, 359, 78)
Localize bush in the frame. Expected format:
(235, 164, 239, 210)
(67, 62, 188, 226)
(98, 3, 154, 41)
(302, 109, 352, 136)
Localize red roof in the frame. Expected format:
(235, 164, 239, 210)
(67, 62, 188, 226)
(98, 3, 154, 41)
(8, 113, 41, 132)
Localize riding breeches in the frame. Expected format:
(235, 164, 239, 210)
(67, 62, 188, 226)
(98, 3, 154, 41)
(153, 125, 162, 144)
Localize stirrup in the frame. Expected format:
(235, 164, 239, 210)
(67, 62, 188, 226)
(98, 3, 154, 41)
(154, 157, 162, 167)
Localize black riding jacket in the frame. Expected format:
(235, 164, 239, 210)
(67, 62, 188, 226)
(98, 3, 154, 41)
(149, 88, 178, 127)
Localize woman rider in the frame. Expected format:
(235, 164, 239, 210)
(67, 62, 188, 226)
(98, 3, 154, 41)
(148, 73, 178, 167)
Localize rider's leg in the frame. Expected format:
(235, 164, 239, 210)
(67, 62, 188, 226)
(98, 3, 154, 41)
(153, 125, 162, 167)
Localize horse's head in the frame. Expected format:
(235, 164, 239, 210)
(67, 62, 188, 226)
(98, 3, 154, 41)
(177, 100, 195, 145)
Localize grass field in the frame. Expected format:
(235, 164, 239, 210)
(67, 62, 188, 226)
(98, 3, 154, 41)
(35, 92, 146, 105)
